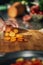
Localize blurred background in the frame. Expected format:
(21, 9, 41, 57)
(0, 0, 35, 4)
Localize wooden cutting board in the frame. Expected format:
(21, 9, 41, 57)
(0, 30, 43, 53)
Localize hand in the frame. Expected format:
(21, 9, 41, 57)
(0, 18, 6, 31)
(6, 18, 19, 28)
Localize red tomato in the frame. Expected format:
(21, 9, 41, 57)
(30, 5, 39, 14)
(31, 10, 35, 14)
(30, 12, 33, 16)
(42, 12, 43, 15)
(35, 5, 39, 10)
(39, 11, 43, 15)
(30, 5, 39, 11)
(30, 6, 36, 11)
(10, 59, 43, 65)
(23, 60, 32, 65)
(16, 61, 23, 65)
(23, 15, 32, 22)
(32, 59, 41, 65)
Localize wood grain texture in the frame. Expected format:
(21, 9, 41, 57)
(0, 30, 43, 53)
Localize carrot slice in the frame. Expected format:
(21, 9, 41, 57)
(4, 36, 10, 41)
(9, 31, 15, 37)
(4, 32, 9, 36)
(13, 29, 18, 34)
(10, 37, 16, 42)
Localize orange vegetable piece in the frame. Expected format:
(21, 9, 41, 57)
(13, 29, 18, 34)
(4, 32, 9, 36)
(9, 31, 15, 37)
(17, 37, 23, 41)
(10, 37, 16, 42)
(16, 34, 24, 41)
(16, 34, 23, 38)
(6, 27, 11, 32)
(4, 36, 10, 41)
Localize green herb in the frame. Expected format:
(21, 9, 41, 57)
(38, 0, 43, 11)
(10, 0, 22, 4)
(10, 0, 32, 6)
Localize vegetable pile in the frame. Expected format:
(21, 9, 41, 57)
(10, 58, 43, 65)
(3, 25, 26, 42)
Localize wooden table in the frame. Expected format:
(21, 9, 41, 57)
(0, 30, 43, 53)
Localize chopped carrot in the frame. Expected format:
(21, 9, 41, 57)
(9, 31, 15, 37)
(6, 27, 11, 32)
(16, 34, 23, 38)
(4, 32, 9, 36)
(13, 29, 18, 34)
(4, 36, 10, 41)
(17, 37, 23, 41)
(10, 37, 16, 42)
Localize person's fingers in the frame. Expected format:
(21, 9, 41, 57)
(6, 18, 19, 27)
(11, 22, 19, 28)
(0, 18, 6, 31)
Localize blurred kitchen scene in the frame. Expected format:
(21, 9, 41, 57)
(0, 0, 43, 52)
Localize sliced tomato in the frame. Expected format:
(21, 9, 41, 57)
(10, 59, 43, 65)
(39, 11, 43, 15)
(42, 12, 43, 15)
(23, 15, 32, 22)
(32, 59, 42, 65)
(30, 5, 39, 14)
(16, 61, 23, 65)
(31, 10, 35, 14)
(11, 62, 23, 65)
(30, 6, 35, 11)
(23, 60, 32, 65)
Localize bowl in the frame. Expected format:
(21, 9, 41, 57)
(0, 51, 43, 64)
